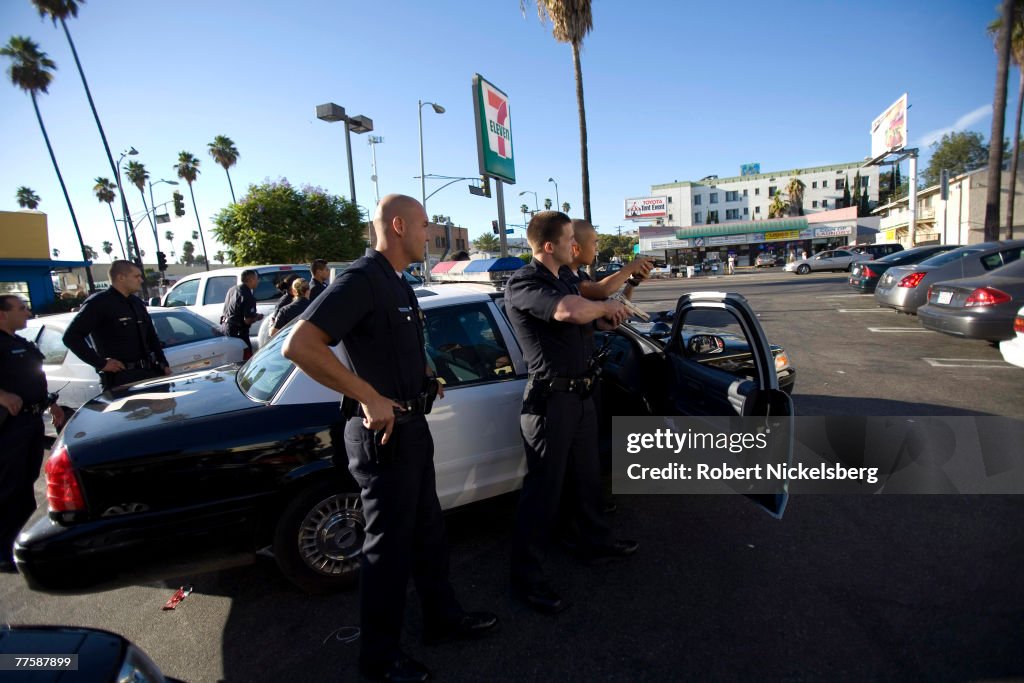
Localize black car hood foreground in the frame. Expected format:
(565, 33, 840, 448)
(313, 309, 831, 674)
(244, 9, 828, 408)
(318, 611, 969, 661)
(62, 366, 258, 446)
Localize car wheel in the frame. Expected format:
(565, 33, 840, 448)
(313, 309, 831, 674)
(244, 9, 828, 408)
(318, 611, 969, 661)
(797, 264, 810, 275)
(273, 480, 364, 593)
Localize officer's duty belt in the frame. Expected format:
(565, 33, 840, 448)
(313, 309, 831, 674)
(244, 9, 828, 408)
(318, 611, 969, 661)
(530, 376, 594, 395)
(23, 400, 51, 416)
(354, 394, 432, 423)
(113, 359, 155, 371)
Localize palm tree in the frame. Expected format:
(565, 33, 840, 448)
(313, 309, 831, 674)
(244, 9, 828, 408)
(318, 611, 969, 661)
(174, 151, 209, 270)
(986, 0, 1015, 241)
(989, 4, 1024, 239)
(16, 186, 40, 209)
(2, 36, 94, 292)
(83, 244, 97, 260)
(164, 230, 175, 258)
(124, 160, 156, 253)
(520, 203, 530, 227)
(101, 240, 113, 261)
(215, 250, 225, 265)
(786, 177, 806, 216)
(561, 201, 570, 213)
(544, 197, 553, 211)
(768, 191, 788, 219)
(93, 176, 125, 258)
(531, 0, 595, 222)
(208, 135, 240, 203)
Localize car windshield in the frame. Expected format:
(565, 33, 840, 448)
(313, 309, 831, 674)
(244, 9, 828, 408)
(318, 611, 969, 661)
(237, 326, 296, 401)
(918, 247, 985, 267)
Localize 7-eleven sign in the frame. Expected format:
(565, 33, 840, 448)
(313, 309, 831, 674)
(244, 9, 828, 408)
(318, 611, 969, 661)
(473, 74, 515, 184)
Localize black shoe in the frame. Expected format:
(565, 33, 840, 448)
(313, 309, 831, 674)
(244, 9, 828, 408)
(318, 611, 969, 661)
(423, 611, 499, 645)
(583, 539, 639, 565)
(359, 654, 432, 682)
(0, 560, 17, 574)
(512, 582, 570, 615)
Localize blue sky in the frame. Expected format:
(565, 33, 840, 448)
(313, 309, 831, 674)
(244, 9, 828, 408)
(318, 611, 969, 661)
(0, 0, 1008, 262)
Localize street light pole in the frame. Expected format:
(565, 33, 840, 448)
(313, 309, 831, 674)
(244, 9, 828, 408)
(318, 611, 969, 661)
(548, 177, 559, 212)
(519, 190, 539, 212)
(418, 100, 446, 215)
(316, 102, 374, 247)
(115, 147, 141, 265)
(368, 135, 384, 206)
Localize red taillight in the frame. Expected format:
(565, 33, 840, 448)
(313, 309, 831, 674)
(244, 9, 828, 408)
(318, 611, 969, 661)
(1015, 315, 1024, 333)
(926, 285, 934, 301)
(965, 287, 1012, 307)
(862, 266, 878, 279)
(45, 444, 85, 513)
(898, 271, 927, 288)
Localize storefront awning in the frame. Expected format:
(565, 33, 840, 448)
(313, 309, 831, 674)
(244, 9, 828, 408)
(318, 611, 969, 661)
(674, 217, 809, 240)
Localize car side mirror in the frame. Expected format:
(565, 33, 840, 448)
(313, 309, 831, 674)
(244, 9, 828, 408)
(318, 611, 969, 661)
(687, 334, 725, 355)
(148, 297, 161, 306)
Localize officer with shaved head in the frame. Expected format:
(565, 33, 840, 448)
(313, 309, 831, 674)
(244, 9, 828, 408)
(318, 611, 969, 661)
(284, 194, 497, 682)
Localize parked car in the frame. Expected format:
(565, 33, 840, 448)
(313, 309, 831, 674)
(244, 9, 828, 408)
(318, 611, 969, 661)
(849, 243, 905, 260)
(783, 249, 868, 274)
(917, 258, 1024, 342)
(159, 265, 311, 349)
(0, 624, 183, 683)
(16, 308, 247, 436)
(15, 284, 794, 594)
(755, 253, 784, 268)
(999, 305, 1024, 368)
(848, 244, 961, 293)
(594, 262, 624, 280)
(874, 240, 1024, 315)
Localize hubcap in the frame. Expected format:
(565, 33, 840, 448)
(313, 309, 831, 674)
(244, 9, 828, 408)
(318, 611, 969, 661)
(297, 493, 364, 576)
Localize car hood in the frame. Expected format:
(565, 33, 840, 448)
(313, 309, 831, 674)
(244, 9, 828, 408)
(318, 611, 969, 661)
(61, 366, 255, 446)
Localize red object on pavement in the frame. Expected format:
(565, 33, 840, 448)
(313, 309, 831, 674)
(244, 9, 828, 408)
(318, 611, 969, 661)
(162, 584, 193, 610)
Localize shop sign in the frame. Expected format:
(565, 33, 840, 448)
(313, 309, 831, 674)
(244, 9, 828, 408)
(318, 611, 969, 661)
(814, 226, 853, 238)
(651, 239, 690, 249)
(765, 230, 800, 242)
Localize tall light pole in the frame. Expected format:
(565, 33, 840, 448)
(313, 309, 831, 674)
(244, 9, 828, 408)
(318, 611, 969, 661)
(519, 190, 539, 212)
(148, 178, 178, 256)
(316, 102, 374, 245)
(115, 147, 140, 264)
(418, 100, 446, 215)
(548, 177, 559, 212)
(368, 135, 384, 206)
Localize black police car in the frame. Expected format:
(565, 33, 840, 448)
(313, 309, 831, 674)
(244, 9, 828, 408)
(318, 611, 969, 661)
(15, 284, 793, 594)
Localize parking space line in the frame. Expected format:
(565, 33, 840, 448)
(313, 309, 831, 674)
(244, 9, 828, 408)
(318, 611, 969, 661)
(867, 327, 931, 333)
(837, 308, 893, 313)
(821, 294, 873, 298)
(923, 357, 1014, 368)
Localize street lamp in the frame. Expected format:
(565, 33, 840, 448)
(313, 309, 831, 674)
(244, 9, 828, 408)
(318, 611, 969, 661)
(418, 100, 446, 215)
(316, 102, 374, 246)
(548, 177, 559, 212)
(148, 178, 178, 257)
(115, 147, 141, 264)
(367, 135, 384, 206)
(519, 190, 539, 212)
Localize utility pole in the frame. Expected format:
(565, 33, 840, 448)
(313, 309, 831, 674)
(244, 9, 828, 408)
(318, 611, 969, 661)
(368, 135, 383, 206)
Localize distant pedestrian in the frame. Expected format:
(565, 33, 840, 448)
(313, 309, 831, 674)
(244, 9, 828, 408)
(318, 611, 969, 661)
(309, 259, 330, 301)
(801, 250, 808, 261)
(271, 274, 299, 320)
(221, 269, 263, 355)
(270, 278, 311, 336)
(727, 254, 735, 275)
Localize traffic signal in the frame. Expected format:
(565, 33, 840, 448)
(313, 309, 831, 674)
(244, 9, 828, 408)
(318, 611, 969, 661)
(481, 176, 491, 198)
(172, 191, 185, 217)
(156, 251, 168, 271)
(492, 220, 499, 235)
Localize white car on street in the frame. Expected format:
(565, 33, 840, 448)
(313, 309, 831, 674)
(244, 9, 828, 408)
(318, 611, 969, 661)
(999, 305, 1024, 369)
(784, 249, 869, 274)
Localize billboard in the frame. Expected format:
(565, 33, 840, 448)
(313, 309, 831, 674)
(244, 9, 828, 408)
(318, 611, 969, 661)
(740, 163, 761, 176)
(473, 74, 515, 183)
(871, 94, 908, 158)
(624, 196, 668, 220)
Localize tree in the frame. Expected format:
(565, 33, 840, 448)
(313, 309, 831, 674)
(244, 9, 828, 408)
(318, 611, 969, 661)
(208, 134, 240, 204)
(544, 197, 553, 211)
(124, 160, 156, 253)
(768, 191, 787, 219)
(842, 175, 851, 208)
(82, 244, 96, 260)
(164, 230, 174, 256)
(859, 187, 870, 217)
(786, 177, 805, 216)
(531, 0, 595, 222)
(990, 4, 1024, 238)
(987, 0, 1015, 240)
(194, 254, 207, 267)
(473, 233, 500, 253)
(561, 201, 570, 213)
(214, 251, 225, 265)
(174, 151, 209, 270)
(520, 203, 530, 226)
(179, 240, 195, 266)
(93, 176, 124, 258)
(1, 35, 94, 292)
(595, 233, 636, 263)
(101, 240, 112, 260)
(16, 186, 40, 209)
(921, 132, 989, 187)
(213, 180, 364, 264)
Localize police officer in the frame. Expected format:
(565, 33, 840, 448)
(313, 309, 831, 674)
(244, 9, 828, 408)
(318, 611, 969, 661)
(283, 194, 497, 683)
(63, 260, 171, 391)
(309, 258, 329, 301)
(221, 269, 263, 354)
(0, 295, 64, 572)
(505, 211, 639, 615)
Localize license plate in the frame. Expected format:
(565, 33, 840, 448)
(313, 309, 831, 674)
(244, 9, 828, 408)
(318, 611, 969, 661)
(937, 290, 953, 305)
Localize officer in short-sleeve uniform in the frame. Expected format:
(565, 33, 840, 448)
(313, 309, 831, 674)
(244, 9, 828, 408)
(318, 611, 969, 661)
(506, 259, 630, 607)
(221, 274, 260, 354)
(300, 250, 488, 675)
(0, 296, 62, 571)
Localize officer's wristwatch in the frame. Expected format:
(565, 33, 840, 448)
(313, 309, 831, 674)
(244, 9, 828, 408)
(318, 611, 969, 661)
(626, 276, 643, 287)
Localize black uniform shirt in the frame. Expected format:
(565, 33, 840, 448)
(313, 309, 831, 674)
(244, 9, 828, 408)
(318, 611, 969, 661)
(310, 278, 328, 301)
(302, 251, 426, 402)
(559, 265, 596, 358)
(63, 288, 168, 371)
(273, 297, 310, 331)
(505, 259, 589, 379)
(0, 330, 47, 404)
(222, 285, 257, 329)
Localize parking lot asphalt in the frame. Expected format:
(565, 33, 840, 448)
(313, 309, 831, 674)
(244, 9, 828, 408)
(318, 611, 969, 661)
(2, 271, 1022, 682)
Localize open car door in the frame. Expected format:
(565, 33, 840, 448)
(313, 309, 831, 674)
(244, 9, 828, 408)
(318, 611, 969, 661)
(660, 292, 794, 517)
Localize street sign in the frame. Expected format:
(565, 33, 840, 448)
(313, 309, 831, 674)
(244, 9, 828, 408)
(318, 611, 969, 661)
(473, 74, 515, 184)
(505, 229, 514, 234)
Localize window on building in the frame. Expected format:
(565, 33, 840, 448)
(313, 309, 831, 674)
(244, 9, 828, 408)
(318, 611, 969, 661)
(812, 181, 818, 189)
(768, 185, 777, 196)
(822, 199, 828, 207)
(694, 211, 702, 224)
(861, 176, 869, 188)
(755, 188, 761, 196)
(694, 194, 702, 206)
(755, 206, 761, 213)
(812, 201, 818, 208)
(726, 209, 740, 220)
(710, 193, 718, 204)
(725, 191, 739, 202)
(822, 179, 829, 188)
(707, 210, 719, 223)
(743, 189, 748, 197)
(743, 207, 749, 215)
(836, 178, 846, 190)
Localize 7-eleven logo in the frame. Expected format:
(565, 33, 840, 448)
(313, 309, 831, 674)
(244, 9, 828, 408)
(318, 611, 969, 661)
(485, 85, 512, 160)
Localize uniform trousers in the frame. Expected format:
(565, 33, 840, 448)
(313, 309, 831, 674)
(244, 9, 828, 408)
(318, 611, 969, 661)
(343, 415, 462, 666)
(0, 413, 45, 562)
(512, 391, 611, 587)
(222, 324, 252, 354)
